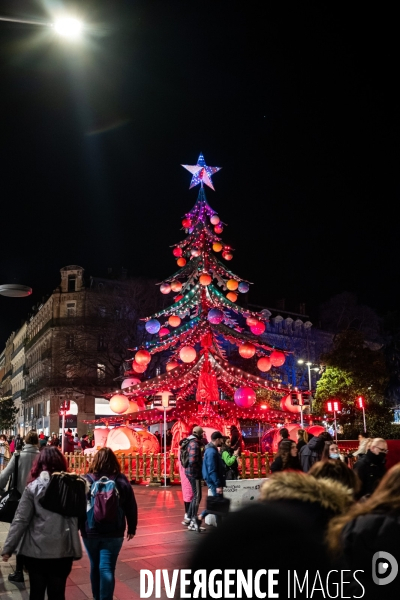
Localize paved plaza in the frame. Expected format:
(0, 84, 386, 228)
(0, 484, 205, 599)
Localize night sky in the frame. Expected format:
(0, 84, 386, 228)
(1, 1, 399, 345)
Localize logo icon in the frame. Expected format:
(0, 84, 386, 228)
(372, 551, 398, 586)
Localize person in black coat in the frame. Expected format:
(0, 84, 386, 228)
(328, 463, 400, 598)
(271, 440, 302, 473)
(299, 431, 333, 472)
(353, 437, 388, 499)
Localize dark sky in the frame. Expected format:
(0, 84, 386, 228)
(1, 1, 399, 345)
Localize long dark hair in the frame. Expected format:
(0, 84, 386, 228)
(90, 447, 121, 474)
(278, 440, 296, 469)
(29, 447, 68, 482)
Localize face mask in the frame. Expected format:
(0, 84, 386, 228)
(330, 453, 340, 459)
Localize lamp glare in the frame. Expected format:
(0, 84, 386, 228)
(54, 18, 83, 38)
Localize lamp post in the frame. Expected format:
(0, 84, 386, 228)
(297, 359, 320, 411)
(357, 396, 367, 433)
(326, 400, 341, 443)
(154, 392, 176, 487)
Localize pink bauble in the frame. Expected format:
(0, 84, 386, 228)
(180, 346, 197, 363)
(109, 394, 130, 414)
(239, 342, 256, 359)
(246, 316, 258, 327)
(121, 377, 141, 389)
(160, 283, 171, 294)
(191, 248, 201, 257)
(250, 320, 266, 335)
(234, 387, 256, 408)
(135, 349, 151, 365)
(159, 327, 170, 337)
(270, 350, 286, 367)
(210, 214, 220, 225)
(257, 357, 271, 372)
(172, 247, 182, 257)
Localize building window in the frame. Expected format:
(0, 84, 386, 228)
(97, 364, 106, 381)
(66, 303, 76, 317)
(68, 274, 76, 292)
(98, 335, 105, 351)
(66, 334, 75, 349)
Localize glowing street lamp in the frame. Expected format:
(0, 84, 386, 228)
(356, 396, 367, 434)
(326, 400, 341, 443)
(0, 14, 84, 40)
(0, 284, 32, 297)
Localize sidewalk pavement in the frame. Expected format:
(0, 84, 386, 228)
(0, 484, 206, 599)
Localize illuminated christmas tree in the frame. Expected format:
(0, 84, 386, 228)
(116, 154, 290, 445)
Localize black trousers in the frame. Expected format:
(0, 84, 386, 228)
(22, 556, 73, 600)
(187, 477, 202, 521)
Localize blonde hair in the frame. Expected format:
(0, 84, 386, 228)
(297, 429, 308, 443)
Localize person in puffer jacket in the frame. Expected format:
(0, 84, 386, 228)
(1, 447, 82, 600)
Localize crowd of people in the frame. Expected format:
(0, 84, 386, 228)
(0, 431, 137, 600)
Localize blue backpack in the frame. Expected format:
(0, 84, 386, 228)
(87, 475, 123, 532)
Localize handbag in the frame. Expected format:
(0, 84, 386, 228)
(39, 471, 87, 518)
(0, 454, 21, 523)
(206, 494, 231, 515)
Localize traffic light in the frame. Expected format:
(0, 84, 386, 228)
(326, 400, 341, 412)
(301, 395, 311, 406)
(290, 392, 300, 406)
(357, 396, 365, 409)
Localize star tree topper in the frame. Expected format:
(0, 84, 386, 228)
(182, 153, 221, 190)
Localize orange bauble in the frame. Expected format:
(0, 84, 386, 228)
(270, 350, 286, 367)
(135, 349, 151, 365)
(180, 346, 197, 363)
(168, 315, 181, 328)
(226, 292, 238, 302)
(177, 258, 186, 267)
(166, 361, 179, 371)
(170, 280, 182, 292)
(199, 273, 212, 286)
(109, 394, 130, 414)
(226, 279, 238, 291)
(257, 357, 272, 372)
(212, 242, 223, 252)
(239, 342, 256, 359)
(132, 361, 147, 373)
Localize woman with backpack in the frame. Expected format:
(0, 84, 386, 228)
(82, 447, 138, 600)
(1, 446, 82, 599)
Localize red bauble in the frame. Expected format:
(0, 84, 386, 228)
(191, 248, 201, 257)
(166, 361, 179, 371)
(172, 247, 182, 257)
(222, 251, 233, 261)
(180, 346, 197, 363)
(257, 357, 271, 372)
(177, 258, 186, 267)
(239, 342, 256, 359)
(170, 280, 182, 292)
(199, 273, 212, 286)
(174, 294, 184, 302)
(109, 394, 130, 414)
(132, 361, 147, 373)
(214, 225, 223, 234)
(135, 349, 151, 365)
(168, 315, 181, 327)
(159, 327, 170, 337)
(270, 350, 286, 367)
(182, 218, 192, 228)
(250, 320, 266, 335)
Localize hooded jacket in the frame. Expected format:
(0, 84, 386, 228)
(202, 443, 226, 489)
(260, 471, 353, 536)
(299, 435, 326, 472)
(184, 435, 203, 480)
(353, 449, 386, 498)
(0, 444, 40, 495)
(2, 475, 82, 560)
